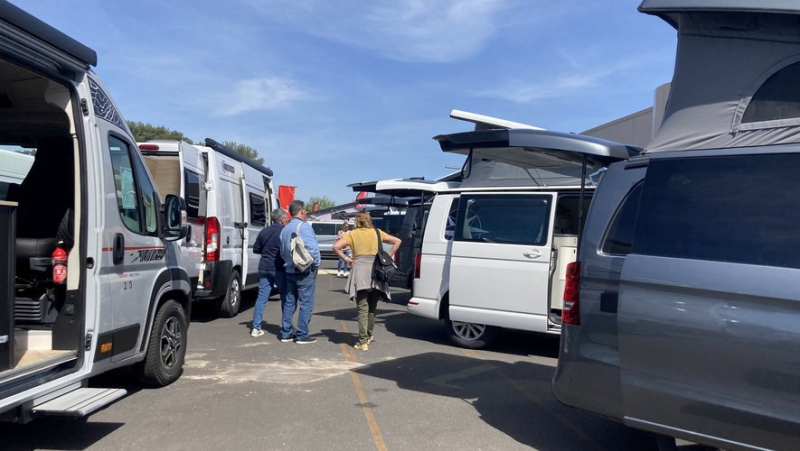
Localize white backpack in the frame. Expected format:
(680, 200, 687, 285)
(290, 221, 314, 272)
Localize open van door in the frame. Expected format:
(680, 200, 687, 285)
(238, 172, 249, 286)
(435, 129, 637, 339)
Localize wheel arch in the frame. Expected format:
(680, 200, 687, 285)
(438, 292, 449, 320)
(139, 268, 191, 354)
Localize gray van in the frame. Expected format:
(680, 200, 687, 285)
(553, 2, 800, 450)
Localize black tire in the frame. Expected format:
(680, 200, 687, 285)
(216, 270, 241, 318)
(140, 300, 187, 387)
(444, 318, 499, 349)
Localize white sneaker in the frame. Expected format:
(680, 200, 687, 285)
(251, 329, 265, 337)
(337, 271, 343, 277)
(344, 271, 350, 277)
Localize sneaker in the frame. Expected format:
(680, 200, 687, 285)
(295, 337, 317, 344)
(337, 271, 343, 277)
(354, 342, 369, 351)
(250, 329, 265, 338)
(344, 271, 350, 277)
(366, 335, 375, 345)
(279, 335, 294, 343)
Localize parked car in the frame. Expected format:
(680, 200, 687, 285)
(553, 1, 800, 450)
(408, 128, 637, 348)
(307, 220, 352, 259)
(0, 2, 189, 423)
(138, 139, 278, 317)
(348, 178, 460, 290)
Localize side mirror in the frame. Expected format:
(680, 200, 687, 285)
(163, 194, 188, 241)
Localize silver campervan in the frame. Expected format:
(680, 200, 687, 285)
(553, 2, 800, 449)
(0, 3, 189, 422)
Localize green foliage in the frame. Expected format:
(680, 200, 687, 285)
(222, 141, 265, 165)
(307, 196, 336, 211)
(126, 121, 265, 166)
(127, 121, 193, 144)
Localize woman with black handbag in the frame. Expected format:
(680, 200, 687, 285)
(333, 211, 401, 351)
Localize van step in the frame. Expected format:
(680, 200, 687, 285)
(32, 387, 127, 417)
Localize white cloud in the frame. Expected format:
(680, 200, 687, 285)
(473, 54, 646, 103)
(215, 77, 312, 116)
(244, 0, 511, 63)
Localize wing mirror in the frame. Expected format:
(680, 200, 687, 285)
(163, 194, 188, 241)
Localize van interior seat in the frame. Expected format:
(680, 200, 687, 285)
(12, 136, 73, 270)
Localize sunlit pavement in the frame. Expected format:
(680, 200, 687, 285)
(2, 260, 660, 451)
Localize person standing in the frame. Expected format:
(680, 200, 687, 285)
(333, 211, 401, 351)
(279, 200, 321, 344)
(250, 208, 289, 337)
(336, 221, 351, 278)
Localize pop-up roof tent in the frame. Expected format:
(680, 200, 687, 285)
(640, 0, 800, 152)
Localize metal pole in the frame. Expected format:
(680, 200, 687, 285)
(576, 156, 587, 261)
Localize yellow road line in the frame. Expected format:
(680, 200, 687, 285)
(340, 320, 387, 451)
(460, 349, 606, 451)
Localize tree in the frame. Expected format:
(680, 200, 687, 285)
(127, 121, 193, 144)
(222, 141, 264, 165)
(307, 196, 336, 212)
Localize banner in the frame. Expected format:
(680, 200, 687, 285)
(278, 185, 296, 211)
(312, 202, 319, 212)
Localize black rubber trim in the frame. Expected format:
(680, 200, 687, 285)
(112, 323, 140, 356)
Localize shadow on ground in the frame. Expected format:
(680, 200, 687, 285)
(355, 352, 658, 451)
(0, 418, 124, 451)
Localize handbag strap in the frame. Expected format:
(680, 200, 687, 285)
(373, 226, 381, 250)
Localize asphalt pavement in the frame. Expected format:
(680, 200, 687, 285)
(2, 260, 660, 451)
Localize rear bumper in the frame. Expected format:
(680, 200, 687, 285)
(192, 260, 233, 300)
(407, 296, 439, 319)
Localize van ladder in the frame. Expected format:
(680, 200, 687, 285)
(32, 387, 127, 418)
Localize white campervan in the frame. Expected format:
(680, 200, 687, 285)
(0, 3, 190, 422)
(139, 139, 278, 317)
(408, 128, 637, 348)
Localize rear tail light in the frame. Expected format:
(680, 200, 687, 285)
(414, 252, 421, 279)
(562, 262, 581, 325)
(205, 216, 220, 261)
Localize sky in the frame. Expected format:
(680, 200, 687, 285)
(17, 0, 677, 205)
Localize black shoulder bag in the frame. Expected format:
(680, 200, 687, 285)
(372, 227, 397, 283)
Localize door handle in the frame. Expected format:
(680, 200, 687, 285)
(523, 250, 541, 259)
(113, 233, 124, 265)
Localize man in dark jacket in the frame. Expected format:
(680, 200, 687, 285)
(251, 208, 289, 337)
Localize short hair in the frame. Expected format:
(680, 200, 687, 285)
(288, 200, 305, 217)
(270, 208, 286, 223)
(354, 211, 373, 229)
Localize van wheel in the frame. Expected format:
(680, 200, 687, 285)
(140, 300, 187, 387)
(445, 318, 498, 349)
(217, 270, 241, 318)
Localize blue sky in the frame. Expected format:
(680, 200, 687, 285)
(18, 0, 676, 205)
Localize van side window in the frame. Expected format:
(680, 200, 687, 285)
(633, 155, 800, 269)
(601, 183, 643, 255)
(108, 136, 142, 233)
(444, 198, 459, 240)
(184, 169, 201, 221)
(742, 61, 800, 124)
(134, 155, 159, 235)
(455, 194, 552, 245)
(249, 193, 266, 227)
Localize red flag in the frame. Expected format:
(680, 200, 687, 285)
(312, 202, 319, 212)
(278, 185, 295, 210)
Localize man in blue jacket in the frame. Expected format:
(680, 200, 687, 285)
(251, 208, 290, 337)
(279, 200, 321, 344)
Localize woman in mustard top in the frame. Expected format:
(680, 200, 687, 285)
(333, 211, 401, 351)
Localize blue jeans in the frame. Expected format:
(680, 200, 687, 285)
(252, 270, 286, 330)
(281, 270, 317, 340)
(337, 250, 351, 272)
